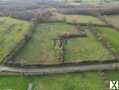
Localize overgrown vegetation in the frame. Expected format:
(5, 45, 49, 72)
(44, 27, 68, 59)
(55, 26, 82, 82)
(96, 27, 119, 53)
(64, 30, 114, 62)
(14, 23, 75, 64)
(0, 17, 30, 63)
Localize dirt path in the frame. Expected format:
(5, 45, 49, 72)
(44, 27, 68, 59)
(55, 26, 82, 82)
(0, 62, 119, 75)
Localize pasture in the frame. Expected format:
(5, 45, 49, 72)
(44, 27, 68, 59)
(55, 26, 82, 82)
(0, 72, 106, 90)
(14, 23, 75, 64)
(0, 17, 30, 63)
(64, 30, 114, 62)
(64, 15, 105, 25)
(96, 27, 119, 53)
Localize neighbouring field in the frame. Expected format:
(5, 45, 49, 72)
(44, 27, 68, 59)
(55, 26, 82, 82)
(0, 17, 30, 63)
(64, 30, 114, 62)
(96, 27, 119, 53)
(106, 70, 119, 81)
(105, 15, 119, 28)
(0, 71, 118, 90)
(14, 23, 75, 65)
(0, 76, 29, 90)
(14, 22, 114, 64)
(64, 15, 105, 25)
(33, 72, 106, 90)
(0, 72, 106, 90)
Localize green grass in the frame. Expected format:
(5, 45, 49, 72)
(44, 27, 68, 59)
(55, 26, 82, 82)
(96, 27, 119, 53)
(0, 76, 30, 90)
(0, 17, 30, 62)
(64, 30, 114, 62)
(14, 23, 114, 64)
(106, 70, 119, 81)
(64, 15, 105, 25)
(105, 70, 119, 89)
(32, 72, 106, 90)
(0, 72, 106, 90)
(14, 23, 75, 64)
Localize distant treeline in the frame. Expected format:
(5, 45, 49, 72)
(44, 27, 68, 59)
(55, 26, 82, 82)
(0, 3, 119, 20)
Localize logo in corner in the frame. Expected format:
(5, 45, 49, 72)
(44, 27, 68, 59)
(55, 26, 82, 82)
(110, 81, 119, 90)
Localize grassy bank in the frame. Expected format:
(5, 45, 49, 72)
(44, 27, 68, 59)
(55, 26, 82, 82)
(0, 17, 30, 63)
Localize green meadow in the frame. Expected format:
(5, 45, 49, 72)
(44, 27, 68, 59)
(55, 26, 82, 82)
(64, 30, 113, 62)
(0, 72, 106, 90)
(96, 27, 119, 53)
(0, 17, 30, 63)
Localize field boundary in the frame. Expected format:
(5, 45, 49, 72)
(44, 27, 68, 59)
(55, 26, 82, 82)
(100, 71, 109, 90)
(97, 15, 119, 32)
(4, 21, 119, 67)
(87, 24, 119, 60)
(1, 17, 119, 73)
(1, 19, 38, 65)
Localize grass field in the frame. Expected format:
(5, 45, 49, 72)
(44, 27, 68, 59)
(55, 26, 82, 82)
(64, 15, 105, 25)
(0, 72, 106, 90)
(0, 76, 29, 90)
(0, 14, 119, 90)
(14, 23, 75, 64)
(64, 29, 114, 62)
(96, 27, 119, 53)
(33, 72, 106, 90)
(0, 17, 30, 63)
(106, 70, 119, 81)
(0, 71, 118, 90)
(14, 22, 114, 64)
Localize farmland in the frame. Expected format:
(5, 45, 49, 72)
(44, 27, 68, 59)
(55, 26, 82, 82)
(0, 71, 118, 90)
(64, 30, 113, 62)
(0, 1, 119, 89)
(106, 70, 119, 80)
(33, 72, 106, 90)
(0, 17, 30, 63)
(64, 15, 105, 25)
(0, 72, 106, 90)
(0, 14, 119, 90)
(13, 22, 114, 64)
(96, 27, 119, 53)
(14, 23, 75, 64)
(0, 76, 29, 90)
